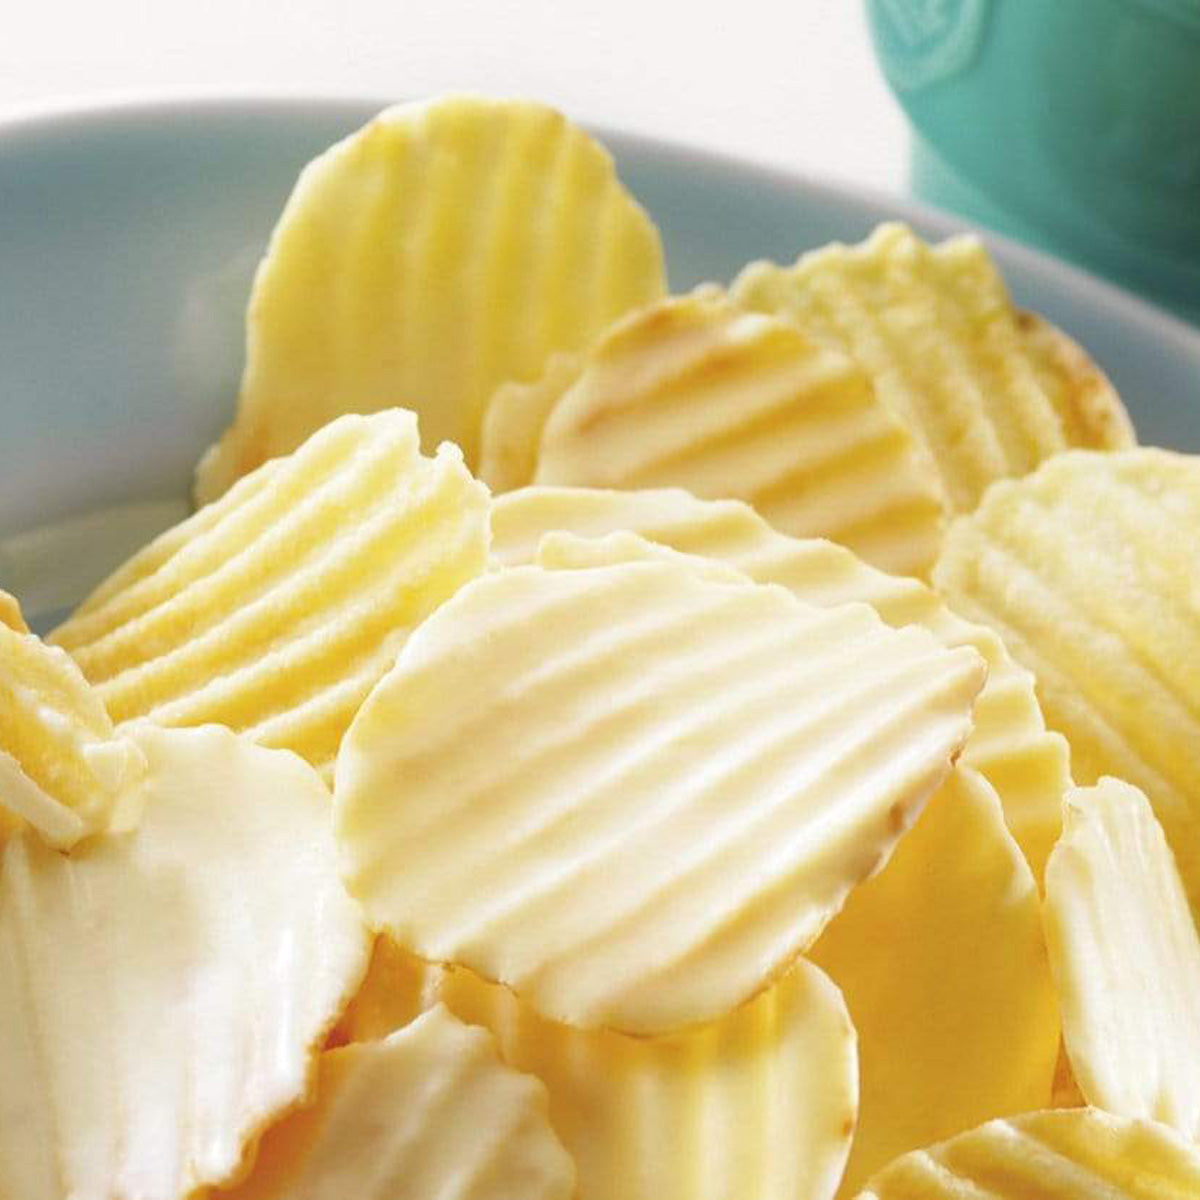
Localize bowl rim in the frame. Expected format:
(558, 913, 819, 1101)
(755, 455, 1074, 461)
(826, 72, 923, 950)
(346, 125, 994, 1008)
(2, 89, 1198, 356)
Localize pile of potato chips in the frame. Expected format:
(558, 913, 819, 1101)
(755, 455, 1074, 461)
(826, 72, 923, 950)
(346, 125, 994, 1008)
(3, 94, 1199, 1199)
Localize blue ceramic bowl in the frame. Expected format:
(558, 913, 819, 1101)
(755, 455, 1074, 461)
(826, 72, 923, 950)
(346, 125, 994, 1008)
(2, 97, 1200, 627)
(867, 0, 1200, 321)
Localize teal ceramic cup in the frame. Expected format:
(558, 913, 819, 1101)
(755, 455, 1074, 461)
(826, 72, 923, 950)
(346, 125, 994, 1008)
(866, 0, 1200, 321)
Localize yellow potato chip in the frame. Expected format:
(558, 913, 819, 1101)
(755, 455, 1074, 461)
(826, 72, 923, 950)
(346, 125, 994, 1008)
(933, 448, 1200, 916)
(477, 284, 727, 496)
(537, 534, 1059, 1188)
(732, 223, 1134, 515)
(811, 766, 1060, 1196)
(530, 289, 946, 579)
(219, 1005, 575, 1200)
(195, 94, 665, 499)
(336, 556, 984, 1034)
(441, 955, 856, 1200)
(1, 615, 145, 848)
(855, 1108, 1200, 1199)
(334, 939, 858, 1200)
(0, 587, 28, 633)
(52, 410, 490, 781)
(1044, 777, 1200, 1138)
(493, 486, 1071, 876)
(478, 351, 584, 494)
(0, 723, 369, 1200)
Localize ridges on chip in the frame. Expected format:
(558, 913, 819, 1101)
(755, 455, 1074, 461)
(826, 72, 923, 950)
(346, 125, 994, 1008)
(855, 1107, 1200, 1199)
(51, 409, 490, 782)
(732, 222, 1134, 516)
(217, 1005, 575, 1200)
(335, 552, 984, 1035)
(492, 485, 1072, 879)
(528, 288, 947, 580)
(332, 938, 858, 1200)
(195, 94, 666, 499)
(933, 448, 1200, 919)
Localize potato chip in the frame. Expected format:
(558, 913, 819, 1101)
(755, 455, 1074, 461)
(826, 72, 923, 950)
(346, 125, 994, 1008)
(492, 486, 1071, 876)
(442, 955, 855, 1200)
(855, 1108, 1200, 1199)
(478, 351, 584, 494)
(477, 284, 726, 496)
(1044, 777, 1200, 1138)
(195, 95, 665, 499)
(336, 556, 984, 1034)
(1, 615, 145, 848)
(51, 410, 490, 781)
(0, 587, 28, 633)
(0, 723, 369, 1200)
(732, 223, 1134, 515)
(219, 1005, 575, 1200)
(530, 289, 946, 579)
(333, 938, 857, 1200)
(933, 448, 1200, 916)
(811, 766, 1059, 1196)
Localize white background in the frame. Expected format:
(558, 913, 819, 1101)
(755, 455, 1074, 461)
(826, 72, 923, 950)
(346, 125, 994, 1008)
(0, 1, 910, 192)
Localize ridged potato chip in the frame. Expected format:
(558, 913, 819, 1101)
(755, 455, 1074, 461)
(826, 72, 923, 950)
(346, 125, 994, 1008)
(219, 1005, 575, 1200)
(442, 955, 856, 1200)
(335, 941, 857, 1200)
(537, 534, 1059, 1189)
(336, 556, 984, 1034)
(855, 1108, 1200, 1199)
(733, 223, 1134, 515)
(0, 723, 369, 1200)
(493, 486, 1071, 876)
(531, 290, 946, 578)
(812, 766, 1059, 1196)
(195, 94, 665, 498)
(52, 410, 490, 781)
(477, 284, 726, 496)
(934, 448, 1200, 916)
(1044, 777, 1200, 1138)
(1, 613, 145, 848)
(479, 351, 584, 494)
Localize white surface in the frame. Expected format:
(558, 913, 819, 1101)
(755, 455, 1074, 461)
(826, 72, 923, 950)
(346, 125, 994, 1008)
(0, 1, 908, 190)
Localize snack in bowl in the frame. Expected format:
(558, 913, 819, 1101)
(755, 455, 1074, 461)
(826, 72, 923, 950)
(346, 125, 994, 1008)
(503, 287, 946, 579)
(334, 539, 984, 1034)
(3, 91, 1199, 1200)
(732, 222, 1135, 517)
(0, 721, 369, 1200)
(216, 1004, 576, 1200)
(337, 939, 859, 1200)
(50, 408, 490, 782)
(195, 94, 666, 500)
